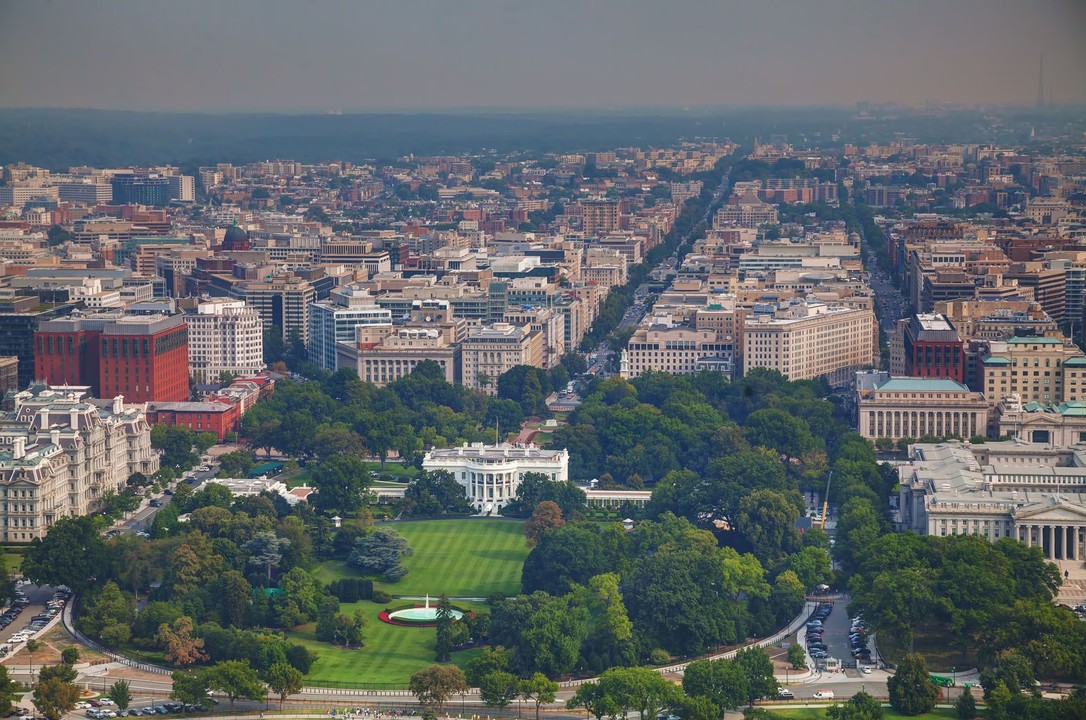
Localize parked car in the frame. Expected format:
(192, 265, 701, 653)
(813, 690, 835, 700)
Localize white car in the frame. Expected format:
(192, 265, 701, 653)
(100, 699, 115, 706)
(813, 690, 835, 700)
(862, 666, 873, 674)
(778, 688, 794, 698)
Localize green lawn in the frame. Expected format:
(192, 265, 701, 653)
(314, 518, 529, 599)
(287, 600, 484, 685)
(2, 549, 22, 578)
(878, 619, 978, 672)
(769, 708, 970, 719)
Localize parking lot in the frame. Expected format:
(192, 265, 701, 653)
(0, 583, 63, 649)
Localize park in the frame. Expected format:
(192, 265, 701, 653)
(297, 518, 529, 685)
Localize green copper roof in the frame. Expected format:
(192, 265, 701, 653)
(1007, 336, 1061, 345)
(983, 356, 1011, 365)
(1064, 357, 1086, 366)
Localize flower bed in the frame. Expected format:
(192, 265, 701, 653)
(377, 603, 473, 628)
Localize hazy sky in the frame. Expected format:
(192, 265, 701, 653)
(2, 0, 1084, 112)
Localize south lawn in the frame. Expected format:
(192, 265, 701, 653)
(315, 518, 528, 598)
(299, 518, 528, 684)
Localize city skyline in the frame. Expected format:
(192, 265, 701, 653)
(1, 0, 1084, 113)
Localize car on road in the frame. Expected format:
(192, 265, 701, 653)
(777, 689, 794, 699)
(812, 690, 835, 700)
(862, 667, 872, 674)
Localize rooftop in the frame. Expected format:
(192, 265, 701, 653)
(876, 377, 971, 393)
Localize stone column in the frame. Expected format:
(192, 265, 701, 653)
(1067, 526, 1075, 561)
(1045, 525, 1054, 559)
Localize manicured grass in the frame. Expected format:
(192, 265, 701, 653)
(769, 708, 970, 719)
(287, 600, 484, 685)
(314, 519, 528, 599)
(361, 461, 419, 480)
(878, 619, 978, 672)
(2, 549, 22, 578)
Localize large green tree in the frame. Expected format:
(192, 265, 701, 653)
(478, 671, 519, 710)
(22, 516, 108, 593)
(33, 677, 79, 720)
(263, 662, 303, 708)
(887, 654, 939, 716)
(204, 660, 265, 708)
(682, 658, 749, 710)
(734, 648, 777, 706)
(310, 455, 371, 515)
(409, 665, 467, 711)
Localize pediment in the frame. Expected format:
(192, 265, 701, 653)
(1013, 502, 1086, 522)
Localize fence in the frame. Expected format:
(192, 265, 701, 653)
(63, 597, 173, 676)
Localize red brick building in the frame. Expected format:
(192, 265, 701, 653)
(903, 313, 965, 383)
(146, 400, 240, 440)
(35, 312, 189, 402)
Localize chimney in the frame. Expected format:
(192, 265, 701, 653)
(70, 409, 80, 429)
(50, 429, 60, 446)
(12, 438, 25, 460)
(113, 395, 124, 414)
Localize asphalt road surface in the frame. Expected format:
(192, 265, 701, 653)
(0, 584, 57, 646)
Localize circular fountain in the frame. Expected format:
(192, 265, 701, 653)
(384, 595, 464, 626)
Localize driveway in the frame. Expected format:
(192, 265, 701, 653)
(0, 584, 58, 646)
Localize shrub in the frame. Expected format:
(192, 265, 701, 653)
(373, 590, 393, 604)
(649, 648, 671, 665)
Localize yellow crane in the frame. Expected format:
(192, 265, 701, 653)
(820, 471, 832, 530)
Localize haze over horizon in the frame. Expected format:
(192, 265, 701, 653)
(2, 0, 1085, 113)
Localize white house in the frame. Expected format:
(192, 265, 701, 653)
(421, 442, 569, 514)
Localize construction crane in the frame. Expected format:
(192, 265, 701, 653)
(820, 471, 832, 530)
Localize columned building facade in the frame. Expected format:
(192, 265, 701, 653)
(857, 377, 988, 442)
(421, 442, 569, 514)
(897, 441, 1086, 562)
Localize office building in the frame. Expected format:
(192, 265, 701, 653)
(582, 199, 622, 236)
(0, 386, 158, 543)
(308, 285, 392, 371)
(230, 274, 317, 345)
(422, 442, 569, 513)
(110, 175, 172, 206)
(0, 295, 77, 390)
(981, 336, 1086, 406)
(742, 301, 876, 385)
(184, 299, 265, 384)
(460, 323, 544, 393)
(897, 441, 1086, 562)
(35, 312, 189, 402)
(902, 314, 965, 383)
(857, 377, 988, 442)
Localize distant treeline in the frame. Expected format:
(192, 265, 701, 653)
(0, 106, 1046, 170)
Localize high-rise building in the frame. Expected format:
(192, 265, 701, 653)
(230, 275, 317, 345)
(742, 301, 876, 384)
(35, 312, 189, 402)
(167, 175, 196, 203)
(110, 175, 172, 206)
(902, 314, 965, 383)
(460, 323, 543, 393)
(184, 299, 265, 384)
(981, 336, 1086, 406)
(582, 199, 622, 235)
(0, 295, 77, 390)
(308, 285, 393, 371)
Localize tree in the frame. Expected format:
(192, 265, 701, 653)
(598, 667, 678, 720)
(737, 489, 802, 564)
(315, 594, 341, 643)
(170, 670, 211, 708)
(464, 646, 512, 687)
(0, 666, 16, 717)
(734, 648, 777, 706)
(78, 581, 135, 646)
(435, 595, 455, 662)
(38, 665, 77, 684)
(244, 531, 291, 580)
(348, 528, 413, 582)
(409, 664, 467, 711)
(60, 647, 79, 665)
(21, 515, 108, 592)
(787, 546, 833, 590)
(682, 658, 749, 710)
(204, 660, 265, 708)
(955, 686, 976, 719)
(25, 639, 40, 677)
(404, 471, 473, 516)
(987, 680, 1012, 720)
(524, 501, 564, 547)
(109, 680, 131, 711)
(887, 653, 939, 716)
(566, 681, 619, 720)
(478, 670, 519, 710)
(33, 677, 79, 720)
(311, 455, 371, 515)
(787, 643, 806, 670)
(157, 616, 208, 665)
(519, 672, 558, 720)
(264, 662, 303, 708)
(827, 690, 883, 720)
